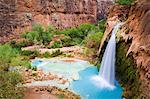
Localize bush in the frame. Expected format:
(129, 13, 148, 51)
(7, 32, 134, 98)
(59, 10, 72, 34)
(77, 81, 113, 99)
(21, 50, 34, 56)
(21, 31, 39, 44)
(20, 22, 106, 47)
(42, 52, 51, 58)
(60, 24, 98, 46)
(61, 36, 74, 47)
(10, 56, 31, 69)
(98, 19, 106, 33)
(116, 0, 134, 5)
(10, 40, 32, 50)
(47, 25, 56, 33)
(77, 24, 98, 39)
(62, 24, 97, 39)
(47, 41, 62, 49)
(50, 50, 63, 57)
(0, 44, 32, 71)
(0, 71, 24, 99)
(21, 50, 40, 58)
(21, 24, 54, 45)
(0, 44, 18, 71)
(84, 32, 103, 49)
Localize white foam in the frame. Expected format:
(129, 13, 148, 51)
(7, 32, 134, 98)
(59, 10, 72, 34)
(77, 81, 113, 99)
(91, 75, 115, 90)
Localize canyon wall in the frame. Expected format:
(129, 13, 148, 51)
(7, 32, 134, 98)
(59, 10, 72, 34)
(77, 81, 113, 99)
(122, 0, 150, 98)
(0, 0, 98, 43)
(97, 0, 113, 20)
(99, 0, 150, 98)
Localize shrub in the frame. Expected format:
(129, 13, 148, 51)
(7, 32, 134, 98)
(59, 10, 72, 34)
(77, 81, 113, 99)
(10, 56, 31, 69)
(62, 24, 97, 39)
(0, 44, 32, 71)
(21, 31, 39, 44)
(10, 40, 32, 50)
(61, 36, 75, 47)
(47, 41, 62, 49)
(21, 50, 40, 58)
(42, 52, 51, 58)
(0, 71, 24, 99)
(61, 28, 79, 38)
(60, 24, 98, 46)
(47, 25, 56, 33)
(61, 36, 83, 47)
(98, 19, 106, 33)
(21, 24, 53, 45)
(84, 32, 103, 49)
(116, 0, 134, 5)
(77, 24, 99, 37)
(50, 50, 63, 57)
(63, 54, 74, 57)
(0, 44, 18, 71)
(21, 50, 35, 56)
(21, 22, 106, 47)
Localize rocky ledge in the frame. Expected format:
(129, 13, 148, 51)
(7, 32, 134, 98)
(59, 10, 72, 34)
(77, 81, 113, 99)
(24, 86, 81, 99)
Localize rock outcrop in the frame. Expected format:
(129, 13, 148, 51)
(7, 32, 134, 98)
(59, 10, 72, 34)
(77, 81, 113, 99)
(99, 0, 150, 98)
(0, 0, 97, 43)
(97, 0, 113, 20)
(122, 0, 150, 98)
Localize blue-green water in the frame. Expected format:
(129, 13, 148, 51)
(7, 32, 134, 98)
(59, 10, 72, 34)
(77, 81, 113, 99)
(70, 67, 123, 99)
(31, 59, 123, 99)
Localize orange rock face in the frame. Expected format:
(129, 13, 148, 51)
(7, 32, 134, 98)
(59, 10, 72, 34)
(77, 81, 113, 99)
(0, 0, 97, 43)
(98, 0, 150, 97)
(124, 0, 150, 97)
(17, 0, 97, 28)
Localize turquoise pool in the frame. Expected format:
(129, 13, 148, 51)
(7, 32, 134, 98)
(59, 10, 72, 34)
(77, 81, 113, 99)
(31, 59, 123, 99)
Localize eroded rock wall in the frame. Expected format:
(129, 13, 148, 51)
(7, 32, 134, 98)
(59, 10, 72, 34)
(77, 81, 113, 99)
(0, 0, 97, 43)
(97, 0, 113, 20)
(98, 0, 150, 98)
(122, 0, 150, 98)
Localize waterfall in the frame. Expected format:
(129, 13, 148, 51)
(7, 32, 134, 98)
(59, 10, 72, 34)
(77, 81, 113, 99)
(99, 22, 123, 86)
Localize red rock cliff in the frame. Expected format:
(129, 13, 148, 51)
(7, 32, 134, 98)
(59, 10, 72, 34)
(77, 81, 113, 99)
(123, 0, 150, 97)
(0, 0, 97, 43)
(99, 0, 150, 98)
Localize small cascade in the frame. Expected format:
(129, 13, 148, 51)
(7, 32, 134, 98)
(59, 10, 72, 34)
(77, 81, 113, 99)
(99, 22, 123, 86)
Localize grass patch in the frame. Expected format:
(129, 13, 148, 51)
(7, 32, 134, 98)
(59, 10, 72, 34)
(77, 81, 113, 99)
(116, 0, 134, 5)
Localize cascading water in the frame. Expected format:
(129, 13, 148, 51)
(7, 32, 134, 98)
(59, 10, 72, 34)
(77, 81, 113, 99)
(99, 22, 123, 86)
(91, 22, 123, 89)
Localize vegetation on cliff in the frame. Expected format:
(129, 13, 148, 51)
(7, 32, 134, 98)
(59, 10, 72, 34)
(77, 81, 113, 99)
(116, 0, 134, 5)
(116, 40, 140, 98)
